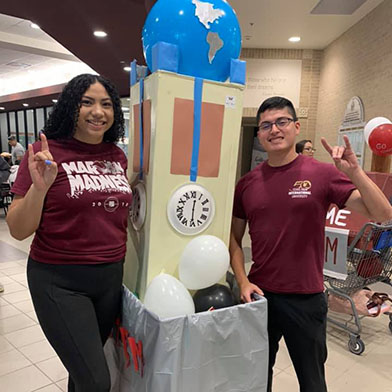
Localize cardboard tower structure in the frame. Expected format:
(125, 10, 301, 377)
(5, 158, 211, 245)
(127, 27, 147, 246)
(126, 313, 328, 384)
(123, 45, 246, 299)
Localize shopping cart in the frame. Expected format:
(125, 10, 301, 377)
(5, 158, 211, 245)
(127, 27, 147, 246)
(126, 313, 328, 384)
(324, 222, 392, 355)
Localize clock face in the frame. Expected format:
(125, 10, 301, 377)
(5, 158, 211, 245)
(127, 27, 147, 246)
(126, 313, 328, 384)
(167, 183, 215, 235)
(129, 182, 146, 231)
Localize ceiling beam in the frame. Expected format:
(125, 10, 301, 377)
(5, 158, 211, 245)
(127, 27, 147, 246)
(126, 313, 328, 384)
(0, 31, 79, 61)
(0, 83, 66, 111)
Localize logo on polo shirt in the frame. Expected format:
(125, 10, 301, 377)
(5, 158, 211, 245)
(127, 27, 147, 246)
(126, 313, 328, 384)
(288, 180, 312, 199)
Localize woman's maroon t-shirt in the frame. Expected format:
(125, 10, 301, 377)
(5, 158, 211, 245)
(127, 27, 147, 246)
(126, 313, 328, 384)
(12, 138, 132, 264)
(233, 155, 356, 294)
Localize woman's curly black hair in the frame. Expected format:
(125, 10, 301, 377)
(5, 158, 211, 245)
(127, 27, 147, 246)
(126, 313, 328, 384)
(43, 73, 125, 143)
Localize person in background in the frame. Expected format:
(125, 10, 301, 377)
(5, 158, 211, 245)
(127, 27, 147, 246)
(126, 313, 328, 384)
(0, 154, 10, 164)
(8, 165, 19, 185)
(6, 73, 132, 392)
(0, 155, 10, 183)
(295, 139, 315, 157)
(230, 96, 392, 392)
(6, 135, 25, 165)
(1, 147, 19, 185)
(0, 156, 11, 292)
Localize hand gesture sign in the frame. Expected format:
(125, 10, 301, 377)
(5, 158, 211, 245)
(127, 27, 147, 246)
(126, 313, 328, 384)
(28, 134, 58, 192)
(321, 135, 360, 176)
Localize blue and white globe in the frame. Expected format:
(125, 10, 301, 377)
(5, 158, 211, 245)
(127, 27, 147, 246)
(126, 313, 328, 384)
(142, 0, 242, 82)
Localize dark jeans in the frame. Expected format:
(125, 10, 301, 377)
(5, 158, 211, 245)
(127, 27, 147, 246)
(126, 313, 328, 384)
(27, 257, 123, 392)
(264, 290, 328, 392)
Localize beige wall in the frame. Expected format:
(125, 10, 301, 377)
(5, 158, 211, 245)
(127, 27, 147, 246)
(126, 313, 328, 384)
(240, 48, 322, 143)
(314, 0, 392, 170)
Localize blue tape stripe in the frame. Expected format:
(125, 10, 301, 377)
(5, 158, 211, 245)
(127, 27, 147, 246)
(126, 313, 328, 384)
(130, 60, 137, 86)
(190, 78, 203, 182)
(139, 79, 144, 179)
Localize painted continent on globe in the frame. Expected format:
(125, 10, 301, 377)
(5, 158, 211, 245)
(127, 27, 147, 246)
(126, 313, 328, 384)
(207, 32, 223, 63)
(192, 0, 225, 63)
(192, 0, 225, 28)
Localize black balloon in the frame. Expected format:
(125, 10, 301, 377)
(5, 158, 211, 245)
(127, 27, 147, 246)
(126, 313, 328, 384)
(193, 284, 237, 313)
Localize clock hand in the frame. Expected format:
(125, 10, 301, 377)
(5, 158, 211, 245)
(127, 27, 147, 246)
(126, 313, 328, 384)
(191, 200, 196, 220)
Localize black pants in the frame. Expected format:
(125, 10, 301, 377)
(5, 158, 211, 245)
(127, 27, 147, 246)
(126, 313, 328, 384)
(27, 257, 123, 392)
(264, 291, 328, 392)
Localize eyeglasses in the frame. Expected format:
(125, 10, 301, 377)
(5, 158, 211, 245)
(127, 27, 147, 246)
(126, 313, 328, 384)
(303, 147, 316, 152)
(258, 117, 295, 132)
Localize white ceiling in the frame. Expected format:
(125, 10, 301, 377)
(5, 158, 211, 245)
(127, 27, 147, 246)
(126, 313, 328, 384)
(0, 14, 94, 96)
(230, 0, 385, 49)
(0, 0, 387, 97)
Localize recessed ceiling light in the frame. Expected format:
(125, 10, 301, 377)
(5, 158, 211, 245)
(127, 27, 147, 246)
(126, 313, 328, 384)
(123, 66, 131, 72)
(94, 31, 107, 38)
(31, 23, 40, 29)
(52, 99, 58, 103)
(289, 36, 301, 43)
(0, 107, 5, 110)
(22, 103, 29, 107)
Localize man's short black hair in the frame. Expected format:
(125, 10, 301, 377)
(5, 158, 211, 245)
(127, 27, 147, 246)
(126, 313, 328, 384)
(7, 136, 16, 141)
(256, 96, 298, 124)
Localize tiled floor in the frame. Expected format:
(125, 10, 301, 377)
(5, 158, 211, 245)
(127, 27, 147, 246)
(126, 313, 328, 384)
(1, 215, 392, 391)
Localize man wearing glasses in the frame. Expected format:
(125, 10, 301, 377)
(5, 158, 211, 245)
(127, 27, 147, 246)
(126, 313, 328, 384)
(229, 96, 392, 392)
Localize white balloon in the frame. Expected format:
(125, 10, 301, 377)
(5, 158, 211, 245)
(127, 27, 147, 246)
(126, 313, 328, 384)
(179, 235, 230, 290)
(143, 273, 195, 319)
(364, 117, 392, 145)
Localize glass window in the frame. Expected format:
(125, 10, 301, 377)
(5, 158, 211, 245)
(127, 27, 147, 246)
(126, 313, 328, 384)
(117, 106, 130, 156)
(26, 109, 36, 144)
(17, 111, 26, 147)
(36, 108, 45, 134)
(8, 112, 16, 138)
(0, 113, 8, 151)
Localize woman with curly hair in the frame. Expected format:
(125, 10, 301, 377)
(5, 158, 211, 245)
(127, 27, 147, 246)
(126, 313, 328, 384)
(6, 74, 132, 392)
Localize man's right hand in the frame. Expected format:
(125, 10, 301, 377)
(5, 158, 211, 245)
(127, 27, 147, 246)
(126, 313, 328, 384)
(239, 281, 264, 303)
